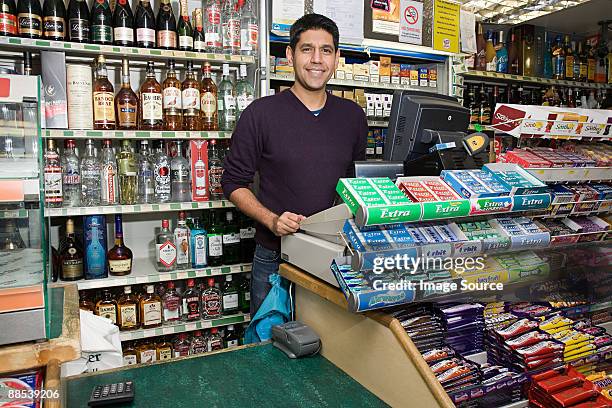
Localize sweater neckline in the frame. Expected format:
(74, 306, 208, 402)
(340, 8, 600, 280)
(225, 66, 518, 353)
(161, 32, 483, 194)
(286, 89, 331, 121)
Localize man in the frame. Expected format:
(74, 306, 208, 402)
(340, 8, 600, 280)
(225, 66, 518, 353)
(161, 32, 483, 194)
(221, 14, 368, 314)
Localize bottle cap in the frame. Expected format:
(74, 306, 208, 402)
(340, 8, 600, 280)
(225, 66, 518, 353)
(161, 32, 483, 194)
(211, 328, 218, 334)
(162, 219, 170, 228)
(65, 139, 76, 148)
(187, 278, 195, 286)
(167, 281, 175, 289)
(124, 286, 131, 294)
(178, 211, 186, 220)
(208, 277, 215, 286)
(227, 325, 234, 330)
(194, 330, 202, 336)
(226, 275, 232, 281)
(146, 285, 154, 293)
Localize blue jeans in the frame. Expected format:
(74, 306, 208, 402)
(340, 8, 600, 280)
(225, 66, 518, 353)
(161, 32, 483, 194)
(251, 244, 281, 315)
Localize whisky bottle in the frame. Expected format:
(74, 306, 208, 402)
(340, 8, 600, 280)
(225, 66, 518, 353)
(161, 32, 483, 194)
(221, 275, 238, 315)
(117, 285, 139, 330)
(117, 140, 137, 204)
(162, 280, 181, 323)
(173, 333, 190, 357)
(108, 214, 133, 275)
(174, 211, 190, 269)
(139, 284, 162, 329)
(115, 59, 138, 130)
(95, 289, 118, 324)
(206, 328, 223, 351)
(79, 291, 95, 313)
(200, 62, 218, 131)
(182, 278, 200, 321)
(60, 218, 84, 281)
(123, 341, 137, 365)
(93, 55, 116, 130)
(222, 210, 240, 265)
(162, 59, 182, 131)
(181, 60, 201, 131)
(156, 219, 177, 272)
(139, 61, 163, 130)
(136, 339, 157, 363)
(189, 330, 207, 354)
(156, 337, 173, 360)
(201, 277, 221, 319)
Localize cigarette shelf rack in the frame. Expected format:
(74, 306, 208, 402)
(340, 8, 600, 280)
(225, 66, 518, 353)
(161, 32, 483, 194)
(45, 200, 235, 217)
(44, 129, 233, 140)
(460, 69, 612, 90)
(270, 73, 438, 93)
(524, 167, 612, 183)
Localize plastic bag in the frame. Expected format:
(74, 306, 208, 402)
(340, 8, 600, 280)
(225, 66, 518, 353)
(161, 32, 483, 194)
(245, 274, 292, 343)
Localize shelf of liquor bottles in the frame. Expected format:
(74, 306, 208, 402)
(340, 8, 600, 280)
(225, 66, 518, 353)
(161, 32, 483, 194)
(44, 129, 233, 140)
(460, 69, 612, 90)
(0, 37, 256, 65)
(270, 73, 439, 93)
(45, 200, 235, 217)
(51, 260, 252, 290)
(119, 312, 250, 342)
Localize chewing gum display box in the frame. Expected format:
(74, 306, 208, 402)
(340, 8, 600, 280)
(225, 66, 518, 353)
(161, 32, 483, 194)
(490, 216, 551, 250)
(396, 176, 471, 220)
(190, 140, 209, 202)
(456, 220, 511, 252)
(336, 178, 422, 227)
(483, 163, 549, 195)
(441, 170, 510, 199)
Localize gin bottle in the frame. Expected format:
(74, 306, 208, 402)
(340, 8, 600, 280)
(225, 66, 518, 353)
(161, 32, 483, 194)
(204, 0, 222, 53)
(61, 139, 81, 207)
(217, 64, 235, 130)
(136, 140, 155, 204)
(153, 140, 171, 203)
(156, 219, 176, 272)
(235, 64, 254, 121)
(100, 139, 119, 205)
(221, 0, 239, 55)
(239, 0, 258, 56)
(117, 140, 137, 204)
(80, 139, 101, 206)
(170, 140, 191, 202)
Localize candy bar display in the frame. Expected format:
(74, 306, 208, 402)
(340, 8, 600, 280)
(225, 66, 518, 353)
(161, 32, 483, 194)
(389, 305, 445, 352)
(438, 303, 485, 355)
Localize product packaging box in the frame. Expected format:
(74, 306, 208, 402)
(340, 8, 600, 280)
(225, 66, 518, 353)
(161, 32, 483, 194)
(418, 67, 429, 87)
(441, 170, 510, 199)
(379, 56, 391, 83)
(410, 67, 419, 87)
(369, 61, 380, 83)
(41, 51, 68, 129)
(275, 58, 293, 74)
(345, 64, 354, 80)
(332, 90, 343, 98)
(366, 93, 375, 118)
(190, 140, 209, 202)
(428, 67, 437, 88)
(374, 95, 383, 118)
(335, 57, 346, 80)
(354, 64, 369, 82)
(400, 64, 410, 85)
(483, 163, 549, 195)
(382, 94, 392, 118)
(391, 63, 401, 84)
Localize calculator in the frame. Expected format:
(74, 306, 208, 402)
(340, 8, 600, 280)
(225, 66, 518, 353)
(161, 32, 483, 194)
(88, 381, 134, 406)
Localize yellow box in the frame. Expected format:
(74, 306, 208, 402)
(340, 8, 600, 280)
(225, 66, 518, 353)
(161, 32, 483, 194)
(335, 57, 346, 80)
(354, 64, 369, 82)
(391, 64, 401, 85)
(332, 90, 343, 97)
(345, 64, 354, 81)
(379, 57, 391, 84)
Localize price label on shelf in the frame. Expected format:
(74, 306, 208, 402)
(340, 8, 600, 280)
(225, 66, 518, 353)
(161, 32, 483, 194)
(185, 323, 197, 331)
(177, 272, 188, 280)
(136, 276, 148, 284)
(162, 327, 174, 335)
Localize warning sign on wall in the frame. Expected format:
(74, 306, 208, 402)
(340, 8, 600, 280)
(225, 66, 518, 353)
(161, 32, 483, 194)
(399, 0, 423, 44)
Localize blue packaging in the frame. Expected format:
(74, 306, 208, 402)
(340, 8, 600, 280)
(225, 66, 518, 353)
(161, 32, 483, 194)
(84, 215, 108, 279)
(190, 224, 208, 268)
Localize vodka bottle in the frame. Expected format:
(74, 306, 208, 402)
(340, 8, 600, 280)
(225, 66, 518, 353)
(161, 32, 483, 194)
(117, 140, 137, 205)
(44, 139, 63, 207)
(100, 139, 119, 205)
(174, 210, 190, 269)
(207, 139, 223, 200)
(80, 139, 101, 206)
(239, 0, 258, 56)
(235, 64, 254, 121)
(217, 63, 235, 130)
(153, 140, 171, 203)
(204, 0, 222, 53)
(221, 0, 239, 55)
(136, 140, 155, 204)
(170, 140, 191, 202)
(61, 139, 81, 207)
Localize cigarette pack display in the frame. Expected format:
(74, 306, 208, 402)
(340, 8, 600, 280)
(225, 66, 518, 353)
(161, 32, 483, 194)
(189, 140, 209, 202)
(483, 163, 549, 195)
(391, 63, 400, 84)
(400, 64, 410, 85)
(505, 150, 552, 168)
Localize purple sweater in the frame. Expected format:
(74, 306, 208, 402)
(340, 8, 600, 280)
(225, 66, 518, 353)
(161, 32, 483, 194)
(221, 89, 368, 251)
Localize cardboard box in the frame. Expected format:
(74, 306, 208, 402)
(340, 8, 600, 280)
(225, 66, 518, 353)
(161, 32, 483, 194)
(428, 67, 437, 88)
(410, 68, 419, 87)
(400, 64, 410, 85)
(383, 94, 393, 118)
(419, 67, 429, 87)
(379, 57, 391, 84)
(190, 140, 209, 201)
(374, 95, 383, 118)
(369, 61, 380, 83)
(335, 57, 346, 80)
(345, 64, 354, 80)
(275, 58, 294, 74)
(41, 51, 68, 129)
(354, 64, 369, 82)
(391, 63, 401, 84)
(366, 93, 375, 118)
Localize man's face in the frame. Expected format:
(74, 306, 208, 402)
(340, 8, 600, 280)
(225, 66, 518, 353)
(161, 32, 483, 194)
(287, 29, 340, 92)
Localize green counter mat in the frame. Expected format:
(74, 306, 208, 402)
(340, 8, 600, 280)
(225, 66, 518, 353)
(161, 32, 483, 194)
(64, 343, 389, 408)
(48, 286, 65, 339)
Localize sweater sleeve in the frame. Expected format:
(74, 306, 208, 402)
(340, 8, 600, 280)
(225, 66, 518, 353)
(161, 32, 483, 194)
(221, 104, 262, 199)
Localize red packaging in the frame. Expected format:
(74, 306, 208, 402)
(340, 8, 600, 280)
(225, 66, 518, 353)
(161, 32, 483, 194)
(506, 331, 550, 350)
(538, 375, 584, 394)
(189, 140, 209, 201)
(552, 388, 600, 407)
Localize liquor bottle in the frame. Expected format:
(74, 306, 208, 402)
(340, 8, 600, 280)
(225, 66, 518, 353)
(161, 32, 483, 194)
(239, 213, 254, 263)
(23, 50, 32, 74)
(162, 59, 182, 130)
(200, 62, 218, 130)
(134, 0, 155, 48)
(156, 337, 173, 360)
(190, 330, 207, 354)
(239, 0, 257, 56)
(156, 0, 175, 49)
(177, 0, 191, 50)
(190, 217, 207, 268)
(495, 31, 507, 74)
(484, 31, 496, 72)
(587, 40, 596, 83)
(156, 219, 177, 271)
(79, 292, 95, 313)
(162, 281, 181, 323)
(136, 140, 155, 203)
(221, 0, 239, 55)
(18, 0, 43, 38)
(474, 22, 486, 70)
(139, 61, 163, 130)
(60, 218, 84, 280)
(552, 35, 565, 80)
(173, 333, 190, 357)
(221, 274, 238, 314)
(467, 86, 478, 124)
(181, 278, 200, 321)
(222, 210, 239, 265)
(182, 60, 201, 130)
(108, 214, 133, 275)
(112, 0, 133, 46)
(564, 35, 574, 80)
(507, 31, 518, 74)
(95, 289, 118, 324)
(206, 328, 223, 350)
(100, 139, 119, 205)
(207, 209, 223, 266)
(117, 285, 139, 330)
(44, 139, 63, 207)
(235, 64, 253, 121)
(204, 0, 221, 53)
(207, 139, 223, 199)
(174, 210, 190, 269)
(567, 87, 576, 108)
(84, 214, 107, 279)
(80, 139, 101, 206)
(117, 140, 137, 204)
(478, 85, 490, 125)
(491, 86, 500, 114)
(93, 55, 116, 130)
(578, 41, 587, 82)
(170, 140, 191, 201)
(42, 0, 65, 40)
(192, 141, 207, 200)
(223, 324, 239, 348)
(192, 7, 204, 52)
(153, 140, 171, 203)
(139, 284, 162, 329)
(217, 63, 235, 130)
(66, 0, 87, 41)
(136, 340, 157, 363)
(123, 341, 137, 365)
(0, 0, 17, 36)
(115, 59, 138, 130)
(90, 0, 112, 44)
(61, 139, 81, 207)
(571, 41, 580, 81)
(238, 273, 249, 313)
(543, 38, 553, 79)
(523, 35, 535, 76)
(201, 277, 220, 318)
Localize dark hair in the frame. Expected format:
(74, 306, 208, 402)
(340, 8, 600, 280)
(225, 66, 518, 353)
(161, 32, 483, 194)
(289, 13, 339, 51)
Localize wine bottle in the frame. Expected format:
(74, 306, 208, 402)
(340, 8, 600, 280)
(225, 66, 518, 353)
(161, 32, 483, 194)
(0, 0, 18, 36)
(112, 0, 133, 46)
(192, 7, 204, 52)
(177, 0, 191, 50)
(134, 0, 154, 48)
(42, 0, 66, 40)
(91, 0, 112, 44)
(17, 0, 42, 38)
(67, 0, 88, 42)
(155, 0, 175, 49)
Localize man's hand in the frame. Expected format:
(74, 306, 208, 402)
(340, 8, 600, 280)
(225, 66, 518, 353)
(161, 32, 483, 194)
(271, 212, 306, 237)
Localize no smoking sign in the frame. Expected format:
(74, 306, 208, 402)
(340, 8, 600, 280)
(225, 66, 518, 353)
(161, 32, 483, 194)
(405, 5, 418, 24)
(399, 0, 423, 44)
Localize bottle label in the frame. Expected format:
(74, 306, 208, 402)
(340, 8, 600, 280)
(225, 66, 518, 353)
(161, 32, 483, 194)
(154, 161, 171, 196)
(240, 24, 258, 51)
(194, 39, 205, 51)
(236, 95, 252, 111)
(158, 348, 172, 360)
(170, 166, 189, 183)
(68, 18, 89, 41)
(201, 92, 217, 117)
(163, 296, 181, 321)
(244, 292, 250, 301)
(565, 56, 574, 78)
(184, 296, 200, 319)
(0, 13, 17, 34)
(485, 57, 497, 72)
(93, 91, 115, 124)
(157, 30, 176, 48)
(117, 101, 137, 127)
(208, 164, 223, 195)
(194, 162, 206, 196)
(139, 349, 156, 363)
(62, 258, 83, 278)
(142, 92, 163, 121)
(175, 229, 189, 265)
(119, 304, 137, 328)
(223, 95, 236, 110)
(191, 343, 207, 354)
(579, 64, 587, 79)
(43, 16, 64, 38)
(163, 86, 181, 113)
(203, 292, 221, 317)
(240, 227, 255, 239)
(174, 346, 189, 357)
(223, 293, 238, 309)
(44, 168, 63, 203)
(123, 354, 137, 365)
(63, 169, 81, 186)
(108, 258, 132, 273)
(208, 338, 223, 351)
(114, 26, 133, 42)
(205, 31, 220, 48)
(223, 232, 240, 244)
(97, 304, 117, 323)
(156, 241, 177, 267)
(223, 18, 240, 49)
(588, 60, 596, 81)
(18, 13, 42, 36)
(137, 27, 155, 44)
(182, 87, 200, 115)
(226, 339, 238, 347)
(193, 234, 207, 266)
(208, 234, 222, 257)
(91, 24, 112, 42)
(143, 301, 162, 326)
(553, 56, 565, 77)
(179, 35, 193, 49)
(101, 164, 118, 204)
